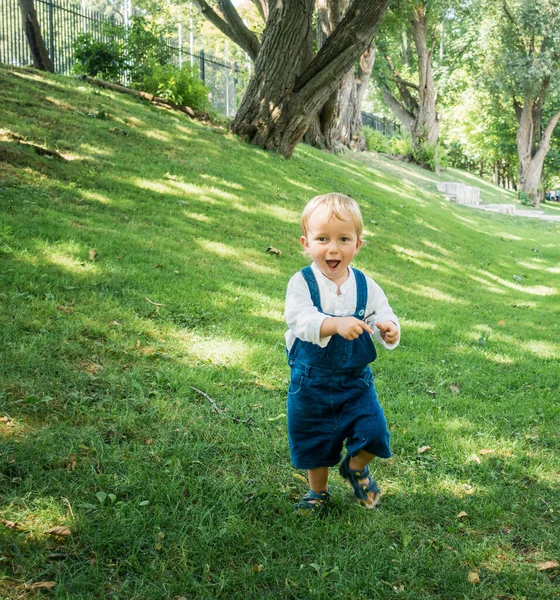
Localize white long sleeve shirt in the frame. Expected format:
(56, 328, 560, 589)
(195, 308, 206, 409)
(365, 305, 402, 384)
(285, 262, 400, 352)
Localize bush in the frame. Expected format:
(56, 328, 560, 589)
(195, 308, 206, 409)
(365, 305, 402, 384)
(73, 33, 124, 82)
(139, 64, 211, 111)
(364, 127, 392, 153)
(390, 132, 413, 157)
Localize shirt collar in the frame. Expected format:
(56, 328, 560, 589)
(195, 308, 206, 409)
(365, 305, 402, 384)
(310, 262, 354, 293)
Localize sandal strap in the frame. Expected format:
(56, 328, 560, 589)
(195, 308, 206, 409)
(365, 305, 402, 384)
(294, 489, 331, 514)
(339, 455, 380, 501)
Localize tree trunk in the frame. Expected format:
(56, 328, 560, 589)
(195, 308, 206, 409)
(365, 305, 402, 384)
(18, 0, 53, 72)
(516, 96, 560, 207)
(410, 6, 439, 169)
(334, 43, 376, 151)
(230, 0, 391, 158)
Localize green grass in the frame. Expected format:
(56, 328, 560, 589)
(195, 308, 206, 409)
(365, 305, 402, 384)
(1, 64, 559, 599)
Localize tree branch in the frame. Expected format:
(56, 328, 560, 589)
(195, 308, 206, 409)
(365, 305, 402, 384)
(381, 88, 415, 133)
(294, 0, 391, 97)
(192, 0, 261, 60)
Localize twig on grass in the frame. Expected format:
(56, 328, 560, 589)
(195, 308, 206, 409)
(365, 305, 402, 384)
(190, 386, 224, 414)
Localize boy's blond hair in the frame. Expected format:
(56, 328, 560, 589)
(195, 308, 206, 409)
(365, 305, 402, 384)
(301, 193, 364, 239)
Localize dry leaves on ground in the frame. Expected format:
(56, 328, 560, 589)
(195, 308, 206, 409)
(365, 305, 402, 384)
(418, 445, 431, 454)
(537, 560, 558, 571)
(467, 572, 480, 584)
(44, 526, 71, 536)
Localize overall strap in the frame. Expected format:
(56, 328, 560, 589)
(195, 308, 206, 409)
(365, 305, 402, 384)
(300, 266, 322, 311)
(352, 268, 368, 319)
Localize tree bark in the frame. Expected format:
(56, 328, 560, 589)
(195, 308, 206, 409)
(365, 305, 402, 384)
(230, 0, 391, 158)
(516, 96, 560, 207)
(409, 6, 439, 167)
(18, 0, 53, 72)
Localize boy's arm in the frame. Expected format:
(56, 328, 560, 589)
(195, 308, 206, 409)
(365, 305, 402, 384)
(364, 279, 400, 349)
(320, 316, 373, 340)
(285, 273, 331, 347)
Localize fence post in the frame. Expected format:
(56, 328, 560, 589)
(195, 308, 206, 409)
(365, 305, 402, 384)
(47, 0, 55, 68)
(199, 48, 205, 83)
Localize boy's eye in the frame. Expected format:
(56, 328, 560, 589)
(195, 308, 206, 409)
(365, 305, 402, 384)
(340, 237, 351, 242)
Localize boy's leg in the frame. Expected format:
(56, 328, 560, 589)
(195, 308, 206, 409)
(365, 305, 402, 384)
(345, 449, 380, 508)
(308, 466, 329, 494)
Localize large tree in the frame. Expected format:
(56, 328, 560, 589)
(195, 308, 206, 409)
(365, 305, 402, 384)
(485, 0, 560, 206)
(192, 0, 391, 157)
(374, 0, 474, 170)
(18, 0, 53, 72)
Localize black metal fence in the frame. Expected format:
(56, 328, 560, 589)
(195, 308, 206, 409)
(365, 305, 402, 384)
(361, 111, 401, 137)
(0, 0, 246, 116)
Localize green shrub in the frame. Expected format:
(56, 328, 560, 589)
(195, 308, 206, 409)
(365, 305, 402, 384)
(139, 64, 211, 111)
(73, 33, 124, 82)
(412, 141, 447, 171)
(364, 127, 392, 153)
(390, 131, 413, 157)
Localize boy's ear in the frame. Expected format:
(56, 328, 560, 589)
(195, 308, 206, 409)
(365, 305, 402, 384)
(300, 236, 311, 256)
(355, 237, 363, 252)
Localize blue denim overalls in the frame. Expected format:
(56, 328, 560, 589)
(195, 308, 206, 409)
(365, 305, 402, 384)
(287, 266, 392, 469)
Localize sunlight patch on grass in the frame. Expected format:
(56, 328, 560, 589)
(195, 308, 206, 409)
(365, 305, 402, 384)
(521, 340, 560, 359)
(516, 260, 546, 271)
(400, 318, 436, 330)
(497, 232, 523, 241)
(174, 332, 250, 366)
(134, 178, 182, 196)
(467, 274, 508, 295)
(80, 189, 112, 205)
(478, 270, 557, 296)
(421, 239, 453, 256)
(78, 143, 112, 156)
(184, 212, 212, 223)
(144, 129, 171, 142)
(43, 249, 97, 273)
(390, 281, 467, 304)
(255, 203, 299, 224)
(480, 351, 516, 365)
(547, 265, 560, 274)
(198, 240, 240, 258)
(285, 178, 315, 191)
(415, 218, 441, 232)
(199, 174, 243, 190)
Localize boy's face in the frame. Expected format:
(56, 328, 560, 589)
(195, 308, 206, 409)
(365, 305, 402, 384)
(301, 205, 362, 287)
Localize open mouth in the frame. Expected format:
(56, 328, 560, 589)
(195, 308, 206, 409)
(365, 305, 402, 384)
(326, 260, 341, 270)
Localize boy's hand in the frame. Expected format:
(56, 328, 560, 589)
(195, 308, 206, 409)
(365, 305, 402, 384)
(375, 321, 399, 344)
(336, 317, 373, 340)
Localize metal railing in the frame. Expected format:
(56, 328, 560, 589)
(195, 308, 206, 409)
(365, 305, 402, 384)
(0, 0, 247, 116)
(361, 111, 401, 137)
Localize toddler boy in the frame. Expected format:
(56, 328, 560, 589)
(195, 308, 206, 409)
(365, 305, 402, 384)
(285, 193, 400, 513)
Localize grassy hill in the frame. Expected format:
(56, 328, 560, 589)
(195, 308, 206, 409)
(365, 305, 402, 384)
(1, 65, 559, 599)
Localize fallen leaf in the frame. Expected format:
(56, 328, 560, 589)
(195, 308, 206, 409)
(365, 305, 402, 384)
(449, 385, 461, 394)
(29, 581, 57, 590)
(471, 454, 481, 464)
(418, 445, 431, 454)
(253, 563, 264, 573)
(2, 519, 24, 530)
(468, 572, 480, 584)
(498, 320, 506, 326)
(135, 340, 141, 349)
(267, 413, 286, 422)
(44, 526, 71, 536)
(537, 560, 558, 571)
(457, 511, 469, 520)
(144, 438, 153, 445)
(293, 473, 307, 483)
(89, 248, 98, 261)
(479, 449, 494, 455)
(265, 246, 282, 256)
(389, 423, 397, 431)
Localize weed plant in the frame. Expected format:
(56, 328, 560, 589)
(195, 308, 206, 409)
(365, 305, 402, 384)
(0, 66, 559, 599)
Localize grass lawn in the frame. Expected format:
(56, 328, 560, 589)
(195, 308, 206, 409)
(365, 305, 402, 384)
(0, 65, 559, 599)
